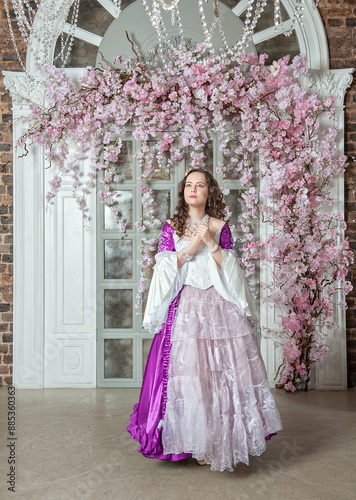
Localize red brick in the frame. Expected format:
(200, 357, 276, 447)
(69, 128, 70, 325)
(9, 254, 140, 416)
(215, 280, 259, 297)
(0, 343, 8, 353)
(3, 354, 11, 364)
(0, 364, 9, 374)
(327, 18, 344, 27)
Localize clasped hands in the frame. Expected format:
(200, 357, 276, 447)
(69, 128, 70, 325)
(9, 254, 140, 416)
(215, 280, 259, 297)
(190, 223, 216, 252)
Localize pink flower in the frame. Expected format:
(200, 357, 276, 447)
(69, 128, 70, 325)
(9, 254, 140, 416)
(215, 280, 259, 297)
(19, 50, 353, 364)
(285, 381, 296, 392)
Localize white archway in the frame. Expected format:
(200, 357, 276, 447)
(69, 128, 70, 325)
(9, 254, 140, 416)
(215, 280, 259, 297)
(2, 0, 354, 388)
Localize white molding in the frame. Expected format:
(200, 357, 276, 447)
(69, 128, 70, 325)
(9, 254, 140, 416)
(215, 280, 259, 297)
(26, 0, 74, 73)
(232, 0, 249, 17)
(2, 70, 96, 388)
(252, 20, 294, 45)
(62, 23, 103, 47)
(279, 0, 329, 70)
(97, 0, 120, 19)
(44, 178, 97, 388)
(2, 72, 46, 107)
(302, 68, 355, 108)
(10, 107, 45, 388)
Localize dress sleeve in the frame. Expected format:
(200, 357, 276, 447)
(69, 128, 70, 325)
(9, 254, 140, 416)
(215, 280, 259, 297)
(208, 223, 259, 323)
(158, 222, 176, 252)
(143, 222, 187, 334)
(219, 223, 234, 250)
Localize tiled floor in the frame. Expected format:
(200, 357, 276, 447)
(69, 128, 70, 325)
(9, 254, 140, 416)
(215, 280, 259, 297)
(0, 387, 355, 499)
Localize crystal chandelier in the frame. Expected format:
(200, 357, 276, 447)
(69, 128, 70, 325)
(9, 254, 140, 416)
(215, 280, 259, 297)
(3, 0, 320, 71)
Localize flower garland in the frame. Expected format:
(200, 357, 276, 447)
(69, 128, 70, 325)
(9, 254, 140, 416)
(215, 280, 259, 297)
(18, 45, 353, 391)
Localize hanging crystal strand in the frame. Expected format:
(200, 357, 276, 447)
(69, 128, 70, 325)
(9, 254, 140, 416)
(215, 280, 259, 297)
(249, 0, 266, 36)
(144, 0, 185, 61)
(279, 0, 305, 37)
(156, 2, 196, 66)
(158, 0, 180, 13)
(233, 0, 267, 57)
(35, 2, 59, 68)
(142, 0, 171, 70)
(4, 0, 80, 73)
(24, 0, 37, 22)
(216, 16, 232, 59)
(234, 0, 253, 55)
(175, 5, 185, 42)
(198, 0, 214, 53)
(154, 2, 182, 56)
(43, 0, 78, 70)
(272, 0, 305, 37)
(296, 0, 305, 26)
(112, 0, 122, 18)
(233, 0, 255, 56)
(152, 1, 174, 66)
(62, 0, 81, 67)
(4, 0, 27, 71)
(156, 15, 181, 65)
(12, 0, 32, 34)
(11, 0, 31, 45)
(57, 0, 81, 67)
(287, 0, 305, 35)
(274, 0, 283, 31)
(207, 14, 226, 56)
(55, 2, 78, 66)
(169, 2, 186, 49)
(154, 0, 180, 25)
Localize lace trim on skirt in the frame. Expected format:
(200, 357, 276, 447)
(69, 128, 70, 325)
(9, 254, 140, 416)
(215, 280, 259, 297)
(161, 285, 283, 472)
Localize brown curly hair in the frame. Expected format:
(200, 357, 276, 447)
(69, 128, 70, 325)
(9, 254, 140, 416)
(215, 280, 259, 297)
(170, 169, 227, 237)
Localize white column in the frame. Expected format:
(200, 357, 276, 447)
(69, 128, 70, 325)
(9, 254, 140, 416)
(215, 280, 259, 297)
(260, 68, 354, 390)
(305, 69, 354, 389)
(3, 72, 46, 388)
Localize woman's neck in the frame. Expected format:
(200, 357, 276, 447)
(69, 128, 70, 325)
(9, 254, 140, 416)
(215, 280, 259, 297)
(188, 208, 207, 222)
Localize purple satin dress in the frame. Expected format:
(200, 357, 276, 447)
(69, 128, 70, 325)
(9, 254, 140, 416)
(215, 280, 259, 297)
(127, 222, 276, 462)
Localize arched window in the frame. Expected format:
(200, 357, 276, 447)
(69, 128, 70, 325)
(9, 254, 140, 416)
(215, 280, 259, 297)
(49, 0, 328, 70)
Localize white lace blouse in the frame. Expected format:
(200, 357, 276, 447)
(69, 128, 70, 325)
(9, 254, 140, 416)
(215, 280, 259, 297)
(143, 225, 259, 334)
(173, 229, 222, 290)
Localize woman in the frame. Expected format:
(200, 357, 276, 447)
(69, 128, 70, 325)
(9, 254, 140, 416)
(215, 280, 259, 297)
(127, 169, 283, 472)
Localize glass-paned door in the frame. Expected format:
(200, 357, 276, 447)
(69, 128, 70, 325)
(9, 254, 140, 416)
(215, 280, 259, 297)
(96, 133, 185, 387)
(97, 133, 258, 387)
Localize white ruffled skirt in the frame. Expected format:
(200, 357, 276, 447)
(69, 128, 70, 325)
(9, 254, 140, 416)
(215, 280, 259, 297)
(161, 285, 283, 472)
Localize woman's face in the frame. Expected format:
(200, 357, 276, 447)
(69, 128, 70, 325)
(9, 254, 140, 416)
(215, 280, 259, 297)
(184, 172, 209, 210)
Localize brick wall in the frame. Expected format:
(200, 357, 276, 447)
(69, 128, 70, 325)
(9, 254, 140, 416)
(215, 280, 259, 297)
(0, 7, 25, 387)
(0, 2, 355, 387)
